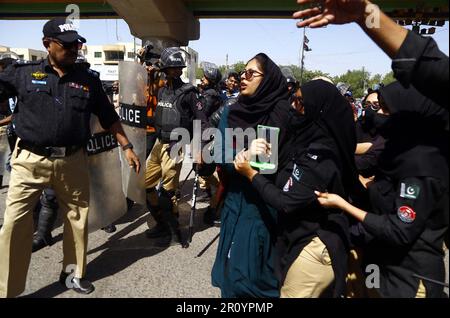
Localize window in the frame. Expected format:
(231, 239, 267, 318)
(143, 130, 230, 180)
(31, 55, 37, 61)
(104, 51, 124, 61)
(127, 52, 135, 59)
(94, 52, 102, 58)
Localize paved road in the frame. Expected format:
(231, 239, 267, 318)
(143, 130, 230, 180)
(0, 154, 448, 298)
(0, 156, 222, 298)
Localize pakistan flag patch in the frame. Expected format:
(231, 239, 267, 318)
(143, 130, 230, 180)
(400, 183, 420, 200)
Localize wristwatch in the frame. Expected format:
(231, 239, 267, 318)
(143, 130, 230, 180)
(122, 143, 134, 151)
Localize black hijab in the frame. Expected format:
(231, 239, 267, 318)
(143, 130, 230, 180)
(227, 53, 291, 166)
(377, 82, 449, 181)
(289, 80, 359, 196)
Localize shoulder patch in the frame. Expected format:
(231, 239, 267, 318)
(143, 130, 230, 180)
(292, 163, 303, 182)
(400, 183, 420, 200)
(283, 177, 294, 192)
(397, 205, 416, 224)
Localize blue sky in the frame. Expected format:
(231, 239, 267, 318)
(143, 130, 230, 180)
(0, 18, 448, 77)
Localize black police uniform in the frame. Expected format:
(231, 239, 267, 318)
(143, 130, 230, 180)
(361, 176, 448, 298)
(355, 82, 449, 298)
(200, 88, 222, 119)
(251, 143, 350, 297)
(393, 31, 449, 108)
(0, 59, 118, 146)
(155, 77, 209, 143)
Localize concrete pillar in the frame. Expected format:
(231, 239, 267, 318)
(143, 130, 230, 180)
(107, 0, 200, 46)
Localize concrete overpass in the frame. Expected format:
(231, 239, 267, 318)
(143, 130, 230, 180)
(0, 0, 448, 46)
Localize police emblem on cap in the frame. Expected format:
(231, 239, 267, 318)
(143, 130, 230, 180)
(397, 206, 416, 224)
(31, 71, 47, 80)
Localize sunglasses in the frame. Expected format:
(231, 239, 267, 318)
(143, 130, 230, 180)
(50, 38, 83, 50)
(240, 69, 264, 81)
(363, 101, 381, 111)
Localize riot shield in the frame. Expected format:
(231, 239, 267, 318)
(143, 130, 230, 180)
(86, 115, 127, 233)
(118, 61, 147, 204)
(0, 126, 9, 177)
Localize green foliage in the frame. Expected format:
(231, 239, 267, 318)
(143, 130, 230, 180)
(231, 61, 246, 74)
(382, 71, 396, 85)
(195, 66, 203, 80)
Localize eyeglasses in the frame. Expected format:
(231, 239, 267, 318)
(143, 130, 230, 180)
(363, 101, 380, 111)
(240, 69, 264, 81)
(50, 38, 83, 50)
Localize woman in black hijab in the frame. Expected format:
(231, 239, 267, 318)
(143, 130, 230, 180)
(316, 82, 449, 298)
(211, 53, 291, 297)
(235, 79, 359, 297)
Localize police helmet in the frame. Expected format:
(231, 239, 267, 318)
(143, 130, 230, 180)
(0, 51, 20, 61)
(336, 82, 351, 96)
(367, 83, 384, 94)
(159, 47, 186, 70)
(201, 62, 222, 85)
(286, 76, 297, 84)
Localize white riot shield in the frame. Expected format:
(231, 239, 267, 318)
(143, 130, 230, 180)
(118, 61, 147, 204)
(87, 116, 127, 233)
(0, 126, 9, 177)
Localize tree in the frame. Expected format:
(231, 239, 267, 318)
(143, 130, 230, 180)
(382, 71, 396, 85)
(278, 65, 332, 84)
(195, 66, 203, 80)
(334, 69, 369, 98)
(231, 61, 246, 74)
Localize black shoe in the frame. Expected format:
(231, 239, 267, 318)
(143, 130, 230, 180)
(102, 224, 116, 233)
(126, 198, 134, 211)
(145, 223, 170, 239)
(170, 228, 189, 248)
(213, 219, 221, 227)
(59, 271, 95, 295)
(32, 234, 53, 252)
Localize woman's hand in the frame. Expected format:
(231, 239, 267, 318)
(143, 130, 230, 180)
(293, 0, 370, 28)
(248, 138, 271, 158)
(359, 174, 375, 189)
(314, 191, 346, 209)
(315, 190, 368, 222)
(234, 150, 258, 181)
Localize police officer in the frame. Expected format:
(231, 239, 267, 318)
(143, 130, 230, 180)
(0, 17, 140, 297)
(316, 82, 448, 297)
(196, 63, 222, 205)
(198, 62, 223, 117)
(286, 76, 298, 93)
(234, 79, 357, 298)
(145, 47, 208, 246)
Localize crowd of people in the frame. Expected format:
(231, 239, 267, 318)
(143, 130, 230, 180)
(0, 0, 448, 298)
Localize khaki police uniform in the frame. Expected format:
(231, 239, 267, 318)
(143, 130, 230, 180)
(0, 58, 119, 297)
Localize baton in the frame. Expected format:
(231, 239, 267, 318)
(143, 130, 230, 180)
(180, 166, 194, 190)
(196, 233, 220, 258)
(412, 274, 449, 288)
(188, 165, 199, 244)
